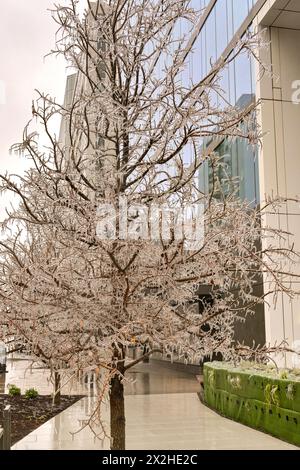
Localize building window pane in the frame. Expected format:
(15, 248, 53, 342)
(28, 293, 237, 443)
(216, 0, 228, 58)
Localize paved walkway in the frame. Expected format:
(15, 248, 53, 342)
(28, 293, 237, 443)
(5, 358, 296, 451)
(2, 355, 199, 396)
(1, 355, 87, 395)
(13, 393, 297, 450)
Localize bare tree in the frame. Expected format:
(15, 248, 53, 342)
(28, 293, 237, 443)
(0, 0, 299, 450)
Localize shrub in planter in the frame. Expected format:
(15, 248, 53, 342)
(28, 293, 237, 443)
(25, 388, 39, 399)
(8, 384, 21, 397)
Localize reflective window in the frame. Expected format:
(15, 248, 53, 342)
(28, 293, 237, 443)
(216, 0, 228, 58)
(195, 0, 260, 203)
(215, 137, 259, 204)
(233, 0, 249, 32)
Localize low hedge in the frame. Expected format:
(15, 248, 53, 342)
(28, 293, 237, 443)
(204, 362, 300, 447)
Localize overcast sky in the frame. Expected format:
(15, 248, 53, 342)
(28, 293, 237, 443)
(0, 0, 87, 219)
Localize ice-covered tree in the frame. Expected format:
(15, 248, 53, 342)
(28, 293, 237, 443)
(0, 1, 299, 449)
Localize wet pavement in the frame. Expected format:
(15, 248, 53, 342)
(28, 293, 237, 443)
(12, 393, 297, 450)
(1, 354, 199, 396)
(2, 355, 298, 450)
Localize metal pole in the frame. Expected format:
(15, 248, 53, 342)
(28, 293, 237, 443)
(3, 405, 11, 450)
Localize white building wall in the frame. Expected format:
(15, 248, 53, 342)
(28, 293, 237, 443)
(255, 1, 300, 364)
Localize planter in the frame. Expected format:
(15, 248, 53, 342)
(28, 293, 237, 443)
(204, 362, 300, 447)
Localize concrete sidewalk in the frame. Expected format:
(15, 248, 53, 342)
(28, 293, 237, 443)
(5, 357, 298, 450)
(12, 393, 297, 450)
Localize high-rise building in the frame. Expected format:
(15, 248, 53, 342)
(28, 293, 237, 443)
(197, 0, 300, 364)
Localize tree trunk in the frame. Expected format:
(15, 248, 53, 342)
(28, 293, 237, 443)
(142, 344, 150, 363)
(54, 371, 61, 404)
(110, 373, 126, 450)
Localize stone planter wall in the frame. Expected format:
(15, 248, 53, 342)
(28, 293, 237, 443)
(204, 362, 300, 447)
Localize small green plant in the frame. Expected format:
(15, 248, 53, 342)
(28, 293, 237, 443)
(25, 388, 39, 399)
(228, 374, 241, 390)
(286, 383, 295, 400)
(208, 370, 215, 388)
(8, 384, 21, 397)
(265, 383, 280, 407)
(280, 370, 289, 380)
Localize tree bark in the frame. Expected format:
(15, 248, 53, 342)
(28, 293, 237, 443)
(142, 344, 150, 363)
(54, 371, 61, 404)
(110, 373, 126, 450)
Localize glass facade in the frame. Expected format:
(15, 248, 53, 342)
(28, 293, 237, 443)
(193, 0, 258, 89)
(195, 0, 260, 204)
(204, 137, 259, 203)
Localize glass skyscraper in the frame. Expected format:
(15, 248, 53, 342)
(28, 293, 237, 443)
(196, 0, 300, 365)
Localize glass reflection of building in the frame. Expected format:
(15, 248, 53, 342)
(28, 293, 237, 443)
(188, 1, 266, 351)
(194, 0, 260, 205)
(193, 0, 300, 365)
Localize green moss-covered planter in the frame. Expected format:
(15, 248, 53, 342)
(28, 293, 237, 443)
(204, 362, 300, 447)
